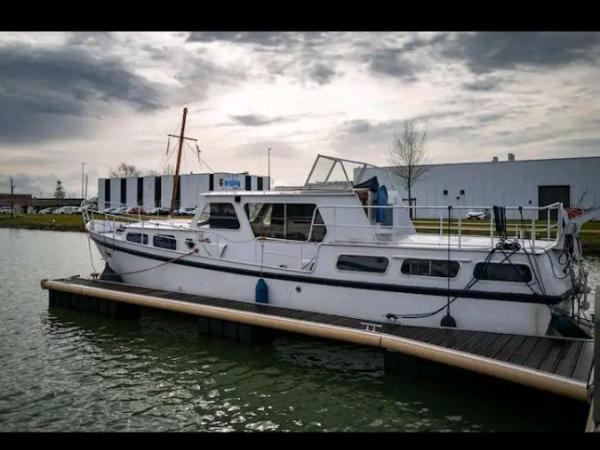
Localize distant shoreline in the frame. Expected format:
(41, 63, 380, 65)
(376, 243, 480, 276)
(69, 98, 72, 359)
(0, 223, 84, 232)
(0, 215, 85, 232)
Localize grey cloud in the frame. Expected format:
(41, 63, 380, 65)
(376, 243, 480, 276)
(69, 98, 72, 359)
(230, 114, 287, 127)
(335, 115, 485, 158)
(188, 32, 340, 86)
(188, 31, 294, 47)
(441, 32, 600, 74)
(462, 76, 506, 91)
(362, 33, 448, 80)
(341, 112, 467, 139)
(549, 137, 600, 151)
(343, 120, 373, 134)
(487, 124, 565, 147)
(475, 112, 505, 124)
(309, 63, 336, 85)
(0, 43, 164, 143)
(0, 172, 82, 197)
(187, 31, 330, 48)
(400, 33, 449, 53)
(66, 32, 116, 51)
(365, 48, 421, 80)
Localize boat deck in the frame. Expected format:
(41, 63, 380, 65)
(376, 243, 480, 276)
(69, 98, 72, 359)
(41, 276, 595, 402)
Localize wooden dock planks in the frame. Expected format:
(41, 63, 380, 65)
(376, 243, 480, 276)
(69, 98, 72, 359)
(44, 276, 594, 401)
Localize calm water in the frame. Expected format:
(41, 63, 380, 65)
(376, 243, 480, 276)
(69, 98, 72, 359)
(0, 228, 597, 432)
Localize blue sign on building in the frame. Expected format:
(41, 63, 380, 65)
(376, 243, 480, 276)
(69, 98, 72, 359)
(224, 179, 241, 188)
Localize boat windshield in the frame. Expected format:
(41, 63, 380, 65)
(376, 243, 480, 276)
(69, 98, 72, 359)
(304, 155, 378, 189)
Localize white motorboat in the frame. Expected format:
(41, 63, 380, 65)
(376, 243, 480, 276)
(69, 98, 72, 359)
(84, 154, 597, 338)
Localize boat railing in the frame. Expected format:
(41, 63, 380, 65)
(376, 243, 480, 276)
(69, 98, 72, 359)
(82, 200, 195, 244)
(310, 203, 563, 250)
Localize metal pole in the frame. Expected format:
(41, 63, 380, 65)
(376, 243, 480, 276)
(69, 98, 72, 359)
(81, 163, 85, 198)
(267, 147, 271, 191)
(593, 286, 599, 429)
(169, 107, 188, 216)
(10, 177, 14, 218)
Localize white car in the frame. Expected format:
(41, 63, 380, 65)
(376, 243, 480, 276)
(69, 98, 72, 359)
(177, 207, 197, 216)
(54, 206, 79, 214)
(465, 209, 490, 220)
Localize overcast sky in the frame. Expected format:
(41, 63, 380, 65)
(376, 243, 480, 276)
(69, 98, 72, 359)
(1, 31, 599, 197)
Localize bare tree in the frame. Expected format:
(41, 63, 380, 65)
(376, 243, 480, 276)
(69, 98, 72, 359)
(109, 162, 139, 178)
(146, 165, 175, 176)
(162, 164, 175, 175)
(389, 120, 429, 218)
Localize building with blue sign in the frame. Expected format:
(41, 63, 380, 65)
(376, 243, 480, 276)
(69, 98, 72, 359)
(98, 172, 270, 211)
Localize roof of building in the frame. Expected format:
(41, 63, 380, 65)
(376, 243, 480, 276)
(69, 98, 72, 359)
(378, 155, 600, 170)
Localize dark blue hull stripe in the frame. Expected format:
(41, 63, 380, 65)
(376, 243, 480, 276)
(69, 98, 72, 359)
(92, 236, 569, 305)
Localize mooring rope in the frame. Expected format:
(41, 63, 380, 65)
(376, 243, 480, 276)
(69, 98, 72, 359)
(86, 230, 99, 276)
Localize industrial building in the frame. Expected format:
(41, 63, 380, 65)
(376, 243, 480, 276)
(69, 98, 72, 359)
(360, 154, 600, 220)
(0, 193, 33, 214)
(98, 172, 269, 212)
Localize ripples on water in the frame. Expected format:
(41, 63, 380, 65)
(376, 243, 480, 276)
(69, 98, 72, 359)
(0, 229, 595, 432)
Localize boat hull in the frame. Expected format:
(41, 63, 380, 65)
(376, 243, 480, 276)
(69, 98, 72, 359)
(96, 239, 553, 336)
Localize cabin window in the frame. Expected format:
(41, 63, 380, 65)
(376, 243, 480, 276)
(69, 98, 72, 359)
(126, 232, 148, 245)
(337, 255, 389, 273)
(244, 203, 326, 242)
(474, 262, 532, 283)
(153, 234, 176, 250)
(401, 259, 460, 278)
(197, 203, 240, 229)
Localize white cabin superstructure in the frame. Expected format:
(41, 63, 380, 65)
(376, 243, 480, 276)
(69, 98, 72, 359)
(85, 155, 595, 338)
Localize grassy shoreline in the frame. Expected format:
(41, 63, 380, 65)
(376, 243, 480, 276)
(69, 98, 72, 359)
(0, 215, 86, 232)
(2, 214, 599, 255)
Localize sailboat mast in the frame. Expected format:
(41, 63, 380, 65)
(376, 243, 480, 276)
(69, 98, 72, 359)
(169, 107, 188, 216)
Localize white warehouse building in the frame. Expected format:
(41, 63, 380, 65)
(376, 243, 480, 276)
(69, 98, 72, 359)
(359, 154, 600, 220)
(98, 172, 269, 212)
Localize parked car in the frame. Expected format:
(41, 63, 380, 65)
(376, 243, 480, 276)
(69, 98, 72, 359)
(126, 206, 149, 215)
(111, 206, 128, 215)
(465, 209, 490, 220)
(0, 206, 13, 214)
(38, 208, 55, 214)
(148, 207, 171, 216)
(176, 207, 197, 216)
(54, 206, 79, 215)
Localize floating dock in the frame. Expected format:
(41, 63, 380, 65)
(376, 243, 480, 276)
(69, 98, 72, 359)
(41, 276, 596, 405)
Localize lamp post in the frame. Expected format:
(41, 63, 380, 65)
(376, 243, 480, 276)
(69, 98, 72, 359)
(267, 147, 271, 191)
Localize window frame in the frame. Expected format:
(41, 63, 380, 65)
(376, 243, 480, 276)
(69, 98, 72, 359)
(153, 234, 177, 250)
(400, 258, 461, 279)
(473, 262, 533, 283)
(336, 254, 390, 275)
(126, 232, 149, 245)
(244, 202, 326, 242)
(197, 202, 241, 230)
